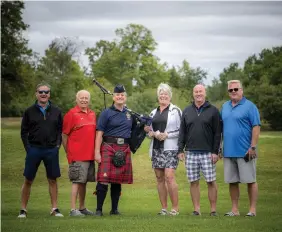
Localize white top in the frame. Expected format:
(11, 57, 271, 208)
(148, 103, 182, 157)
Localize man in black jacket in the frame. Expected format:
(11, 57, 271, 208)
(178, 84, 222, 216)
(18, 83, 63, 218)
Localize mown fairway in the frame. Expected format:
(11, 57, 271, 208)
(1, 119, 282, 232)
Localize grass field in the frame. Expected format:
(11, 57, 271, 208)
(1, 119, 282, 232)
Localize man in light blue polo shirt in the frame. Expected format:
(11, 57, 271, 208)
(221, 80, 260, 217)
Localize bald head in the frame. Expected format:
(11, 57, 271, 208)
(193, 84, 206, 92)
(193, 84, 206, 105)
(76, 90, 90, 109)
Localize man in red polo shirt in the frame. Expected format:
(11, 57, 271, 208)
(62, 90, 96, 217)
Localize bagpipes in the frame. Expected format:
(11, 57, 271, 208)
(93, 79, 152, 153)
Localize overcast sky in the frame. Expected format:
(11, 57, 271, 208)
(23, 1, 282, 84)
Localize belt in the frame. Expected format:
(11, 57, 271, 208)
(103, 137, 130, 145)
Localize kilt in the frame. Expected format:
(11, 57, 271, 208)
(97, 142, 133, 184)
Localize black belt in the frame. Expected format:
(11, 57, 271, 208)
(103, 137, 130, 145)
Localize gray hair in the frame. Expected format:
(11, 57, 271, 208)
(227, 80, 243, 89)
(76, 90, 91, 99)
(157, 83, 172, 98)
(36, 82, 51, 91)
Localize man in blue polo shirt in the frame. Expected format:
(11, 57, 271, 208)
(221, 80, 261, 217)
(94, 84, 135, 216)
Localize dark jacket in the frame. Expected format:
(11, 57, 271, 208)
(21, 102, 63, 151)
(178, 101, 222, 154)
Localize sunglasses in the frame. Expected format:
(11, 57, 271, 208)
(228, 88, 240, 93)
(38, 90, 50, 94)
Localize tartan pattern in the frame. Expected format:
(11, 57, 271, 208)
(185, 151, 216, 182)
(97, 143, 133, 184)
(152, 149, 179, 169)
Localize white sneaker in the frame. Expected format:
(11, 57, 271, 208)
(69, 209, 85, 217)
(18, 209, 27, 218)
(50, 208, 64, 217)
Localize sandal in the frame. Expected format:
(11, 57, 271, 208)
(169, 209, 179, 216)
(224, 211, 240, 216)
(157, 209, 168, 215)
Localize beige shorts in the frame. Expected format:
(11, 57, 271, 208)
(68, 161, 95, 183)
(224, 158, 256, 184)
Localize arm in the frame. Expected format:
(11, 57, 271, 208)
(251, 126, 260, 147)
(95, 131, 104, 163)
(177, 110, 186, 154)
(20, 110, 29, 152)
(56, 110, 63, 147)
(212, 109, 223, 155)
(249, 105, 261, 147)
(62, 110, 73, 155)
(62, 133, 68, 153)
(166, 108, 182, 139)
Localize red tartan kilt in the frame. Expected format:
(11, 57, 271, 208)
(97, 143, 133, 184)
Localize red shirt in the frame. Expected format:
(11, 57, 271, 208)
(63, 105, 96, 164)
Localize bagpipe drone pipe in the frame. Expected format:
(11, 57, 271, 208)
(93, 78, 152, 154)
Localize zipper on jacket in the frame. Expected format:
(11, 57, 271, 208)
(195, 108, 202, 116)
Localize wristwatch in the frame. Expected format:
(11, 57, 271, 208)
(251, 146, 257, 151)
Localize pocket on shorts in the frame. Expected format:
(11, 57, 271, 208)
(68, 162, 81, 181)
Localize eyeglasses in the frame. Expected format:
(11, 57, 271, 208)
(38, 90, 50, 94)
(228, 88, 240, 93)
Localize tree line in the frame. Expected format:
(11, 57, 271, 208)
(1, 1, 282, 130)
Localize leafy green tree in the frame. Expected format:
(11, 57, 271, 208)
(207, 63, 245, 102)
(169, 66, 181, 88)
(177, 60, 207, 101)
(1, 1, 32, 115)
(86, 24, 167, 94)
(243, 47, 282, 130)
(36, 38, 91, 114)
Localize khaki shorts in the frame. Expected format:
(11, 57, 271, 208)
(68, 161, 95, 183)
(224, 158, 256, 184)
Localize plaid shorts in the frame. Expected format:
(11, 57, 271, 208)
(185, 151, 216, 183)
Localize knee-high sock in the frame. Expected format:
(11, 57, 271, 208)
(111, 183, 121, 211)
(96, 182, 108, 211)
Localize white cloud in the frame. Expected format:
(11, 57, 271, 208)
(23, 1, 282, 85)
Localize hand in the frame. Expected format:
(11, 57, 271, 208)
(154, 130, 162, 141)
(95, 151, 101, 163)
(248, 148, 257, 159)
(144, 126, 151, 133)
(211, 153, 219, 164)
(159, 132, 168, 141)
(178, 153, 185, 162)
(148, 131, 155, 138)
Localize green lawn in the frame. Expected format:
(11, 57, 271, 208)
(1, 122, 282, 232)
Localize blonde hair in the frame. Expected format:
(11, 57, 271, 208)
(157, 83, 172, 98)
(227, 80, 243, 89)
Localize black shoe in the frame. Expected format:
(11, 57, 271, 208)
(210, 211, 218, 216)
(93, 210, 103, 216)
(192, 211, 201, 216)
(110, 210, 121, 215)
